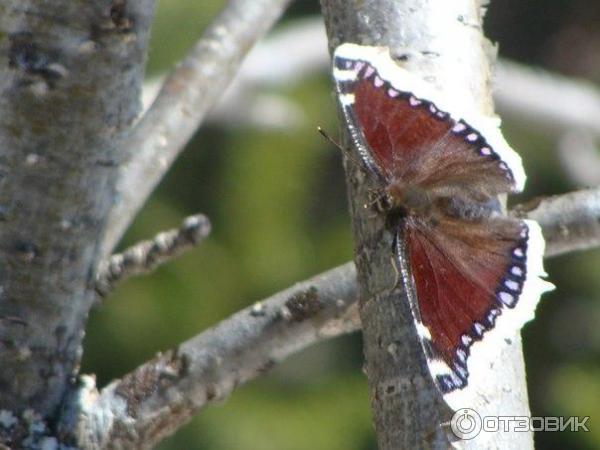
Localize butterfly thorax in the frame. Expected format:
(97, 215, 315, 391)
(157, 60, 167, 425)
(386, 182, 432, 217)
(386, 181, 498, 224)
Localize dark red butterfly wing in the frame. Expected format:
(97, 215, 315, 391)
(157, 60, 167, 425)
(334, 46, 525, 198)
(405, 217, 529, 390)
(333, 44, 552, 409)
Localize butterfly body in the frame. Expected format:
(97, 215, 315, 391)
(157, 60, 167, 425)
(386, 182, 432, 217)
(332, 43, 554, 409)
(384, 179, 502, 225)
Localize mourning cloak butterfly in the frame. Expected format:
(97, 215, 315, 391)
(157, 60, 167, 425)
(332, 43, 553, 409)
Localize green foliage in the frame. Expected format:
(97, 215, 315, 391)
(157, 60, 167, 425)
(146, 0, 223, 76)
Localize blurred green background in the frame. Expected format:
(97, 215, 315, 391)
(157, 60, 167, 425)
(81, 1, 600, 449)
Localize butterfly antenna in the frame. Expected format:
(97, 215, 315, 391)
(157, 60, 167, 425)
(317, 126, 367, 171)
(317, 126, 344, 151)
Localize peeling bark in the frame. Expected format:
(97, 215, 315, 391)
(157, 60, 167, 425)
(95, 214, 211, 296)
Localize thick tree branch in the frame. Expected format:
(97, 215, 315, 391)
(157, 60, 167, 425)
(0, 0, 156, 417)
(101, 0, 292, 257)
(70, 264, 359, 450)
(95, 214, 211, 296)
(321, 1, 536, 449)
(68, 188, 600, 449)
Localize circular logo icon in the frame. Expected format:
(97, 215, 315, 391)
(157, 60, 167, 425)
(451, 408, 482, 440)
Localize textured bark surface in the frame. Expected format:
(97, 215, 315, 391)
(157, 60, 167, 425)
(519, 188, 600, 257)
(73, 263, 359, 450)
(102, 0, 292, 256)
(0, 0, 156, 416)
(321, 1, 533, 449)
(0, 0, 294, 447)
(66, 186, 600, 449)
(0, 1, 596, 448)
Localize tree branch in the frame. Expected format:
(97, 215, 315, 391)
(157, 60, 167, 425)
(95, 214, 211, 297)
(168, 17, 600, 140)
(513, 188, 600, 257)
(495, 59, 600, 139)
(70, 263, 359, 450)
(0, 0, 156, 416)
(66, 187, 600, 449)
(321, 1, 537, 449)
(100, 0, 292, 257)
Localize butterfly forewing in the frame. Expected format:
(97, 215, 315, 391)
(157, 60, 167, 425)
(334, 45, 525, 198)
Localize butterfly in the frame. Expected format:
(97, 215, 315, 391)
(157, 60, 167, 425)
(332, 43, 554, 410)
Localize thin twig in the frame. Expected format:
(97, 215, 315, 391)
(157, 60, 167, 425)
(101, 0, 292, 257)
(95, 214, 211, 296)
(69, 187, 600, 449)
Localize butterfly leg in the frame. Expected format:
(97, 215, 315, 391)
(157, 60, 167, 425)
(362, 186, 395, 223)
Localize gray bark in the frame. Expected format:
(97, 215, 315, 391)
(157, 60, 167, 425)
(69, 186, 600, 449)
(72, 264, 359, 450)
(0, 0, 598, 448)
(0, 0, 156, 415)
(0, 0, 296, 447)
(515, 188, 600, 257)
(101, 0, 292, 257)
(95, 214, 211, 296)
(320, 1, 534, 449)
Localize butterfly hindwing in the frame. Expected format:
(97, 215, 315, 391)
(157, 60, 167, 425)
(403, 216, 552, 408)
